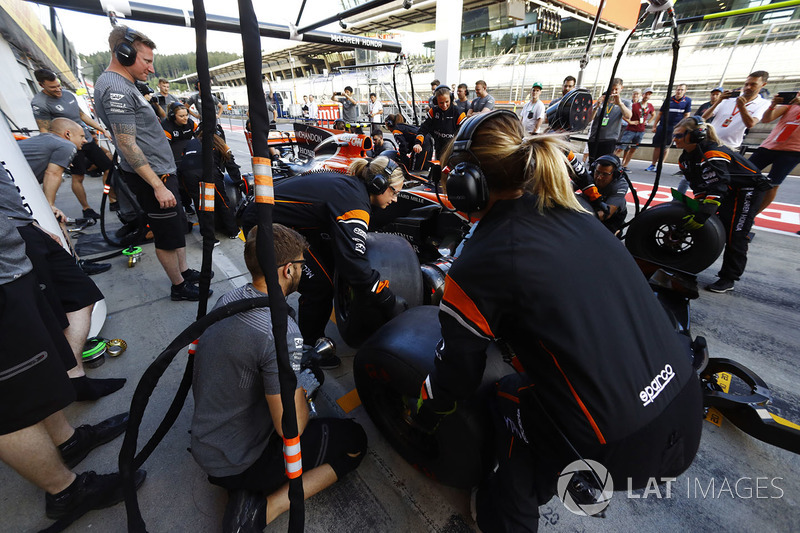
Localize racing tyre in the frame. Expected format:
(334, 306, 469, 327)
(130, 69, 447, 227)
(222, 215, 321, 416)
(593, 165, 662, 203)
(354, 306, 510, 489)
(625, 202, 725, 274)
(334, 233, 423, 348)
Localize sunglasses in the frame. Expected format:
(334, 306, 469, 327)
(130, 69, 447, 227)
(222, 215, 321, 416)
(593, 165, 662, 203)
(278, 259, 306, 267)
(672, 131, 686, 139)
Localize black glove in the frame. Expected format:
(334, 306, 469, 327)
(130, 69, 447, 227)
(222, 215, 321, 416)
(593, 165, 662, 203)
(368, 280, 399, 320)
(582, 184, 610, 218)
(755, 177, 773, 192)
(238, 179, 249, 196)
(392, 295, 409, 318)
(682, 197, 720, 230)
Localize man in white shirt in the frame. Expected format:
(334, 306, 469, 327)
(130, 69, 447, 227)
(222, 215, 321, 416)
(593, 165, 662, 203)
(702, 70, 771, 149)
(520, 82, 545, 134)
(369, 93, 383, 134)
(308, 95, 319, 121)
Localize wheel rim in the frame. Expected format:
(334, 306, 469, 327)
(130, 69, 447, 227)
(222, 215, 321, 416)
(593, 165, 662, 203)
(654, 223, 695, 254)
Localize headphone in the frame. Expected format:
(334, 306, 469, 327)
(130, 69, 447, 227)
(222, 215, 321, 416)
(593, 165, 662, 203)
(590, 153, 622, 181)
(114, 27, 139, 67)
(433, 85, 454, 106)
(688, 115, 707, 143)
(445, 109, 519, 212)
(167, 102, 184, 121)
(366, 158, 398, 195)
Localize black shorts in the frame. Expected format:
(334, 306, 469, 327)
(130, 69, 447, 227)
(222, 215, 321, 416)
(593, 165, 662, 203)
(121, 170, 187, 250)
(0, 273, 76, 435)
(69, 140, 113, 175)
(208, 418, 366, 494)
(17, 224, 103, 325)
(652, 124, 675, 147)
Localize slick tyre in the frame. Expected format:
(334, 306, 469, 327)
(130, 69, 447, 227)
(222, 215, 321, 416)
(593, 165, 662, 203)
(354, 306, 509, 488)
(625, 202, 725, 274)
(334, 233, 423, 348)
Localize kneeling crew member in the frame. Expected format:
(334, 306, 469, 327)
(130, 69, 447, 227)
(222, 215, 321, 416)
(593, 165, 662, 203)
(412, 111, 702, 532)
(191, 224, 367, 531)
(673, 116, 772, 293)
(241, 156, 406, 366)
(583, 154, 629, 234)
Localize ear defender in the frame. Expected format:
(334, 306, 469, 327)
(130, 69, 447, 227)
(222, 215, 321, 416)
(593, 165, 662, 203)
(366, 158, 398, 195)
(114, 27, 139, 67)
(445, 109, 519, 212)
(688, 115, 707, 143)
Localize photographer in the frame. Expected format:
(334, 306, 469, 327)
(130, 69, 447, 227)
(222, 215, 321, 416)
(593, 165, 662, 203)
(412, 111, 701, 532)
(334, 86, 359, 126)
(519, 82, 545, 135)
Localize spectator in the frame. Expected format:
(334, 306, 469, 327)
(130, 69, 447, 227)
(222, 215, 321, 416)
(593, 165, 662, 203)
(186, 80, 223, 122)
(519, 81, 545, 134)
(17, 118, 85, 208)
(273, 90, 284, 118)
(749, 90, 800, 214)
(703, 71, 771, 150)
(31, 69, 112, 221)
(0, 212, 144, 527)
(647, 84, 692, 172)
(468, 80, 495, 116)
(453, 83, 471, 117)
(301, 95, 309, 118)
(94, 25, 208, 301)
(673, 116, 772, 293)
(308, 95, 319, 121)
(190, 224, 367, 531)
(0, 164, 123, 399)
(153, 78, 179, 119)
(619, 87, 655, 170)
(414, 85, 466, 160)
(587, 78, 632, 160)
(336, 86, 359, 126)
(368, 93, 383, 135)
(696, 86, 723, 117)
(545, 75, 577, 113)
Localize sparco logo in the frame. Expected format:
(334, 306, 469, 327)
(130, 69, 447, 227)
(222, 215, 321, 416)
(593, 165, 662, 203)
(639, 364, 675, 406)
(557, 460, 613, 516)
(297, 130, 323, 144)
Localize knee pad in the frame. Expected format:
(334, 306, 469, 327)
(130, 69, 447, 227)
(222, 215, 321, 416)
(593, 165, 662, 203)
(328, 419, 367, 479)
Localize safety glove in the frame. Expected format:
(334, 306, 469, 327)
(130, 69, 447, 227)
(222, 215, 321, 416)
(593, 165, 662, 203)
(682, 197, 721, 231)
(296, 368, 320, 400)
(403, 395, 456, 435)
(581, 184, 610, 218)
(368, 280, 406, 320)
(754, 177, 773, 192)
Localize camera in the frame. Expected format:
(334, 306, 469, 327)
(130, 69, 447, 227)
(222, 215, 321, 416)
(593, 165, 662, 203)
(527, 111, 534, 119)
(776, 91, 798, 103)
(135, 81, 155, 97)
(728, 90, 741, 98)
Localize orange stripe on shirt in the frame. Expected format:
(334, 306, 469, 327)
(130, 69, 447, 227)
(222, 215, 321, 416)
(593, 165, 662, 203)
(336, 209, 370, 225)
(441, 276, 494, 337)
(703, 150, 731, 161)
(275, 199, 313, 205)
(540, 340, 607, 444)
(735, 160, 757, 173)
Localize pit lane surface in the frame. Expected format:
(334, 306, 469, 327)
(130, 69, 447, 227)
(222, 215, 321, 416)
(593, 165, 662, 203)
(1, 127, 798, 532)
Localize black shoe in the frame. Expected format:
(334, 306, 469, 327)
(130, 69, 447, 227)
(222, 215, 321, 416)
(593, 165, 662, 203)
(59, 413, 129, 469)
(213, 239, 221, 248)
(182, 268, 215, 284)
(171, 282, 212, 301)
(115, 222, 138, 239)
(222, 489, 267, 533)
(78, 260, 111, 276)
(318, 354, 342, 370)
(82, 208, 101, 221)
(109, 202, 120, 212)
(706, 278, 735, 293)
(45, 469, 146, 520)
(184, 205, 195, 216)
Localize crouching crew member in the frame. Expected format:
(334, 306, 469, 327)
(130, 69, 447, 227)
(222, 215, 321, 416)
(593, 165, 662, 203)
(583, 154, 629, 234)
(411, 111, 702, 532)
(241, 156, 406, 367)
(191, 224, 367, 531)
(673, 116, 772, 293)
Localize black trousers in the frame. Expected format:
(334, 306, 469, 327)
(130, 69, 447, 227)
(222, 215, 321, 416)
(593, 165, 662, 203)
(716, 187, 764, 281)
(297, 233, 336, 343)
(476, 372, 702, 532)
(181, 171, 239, 237)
